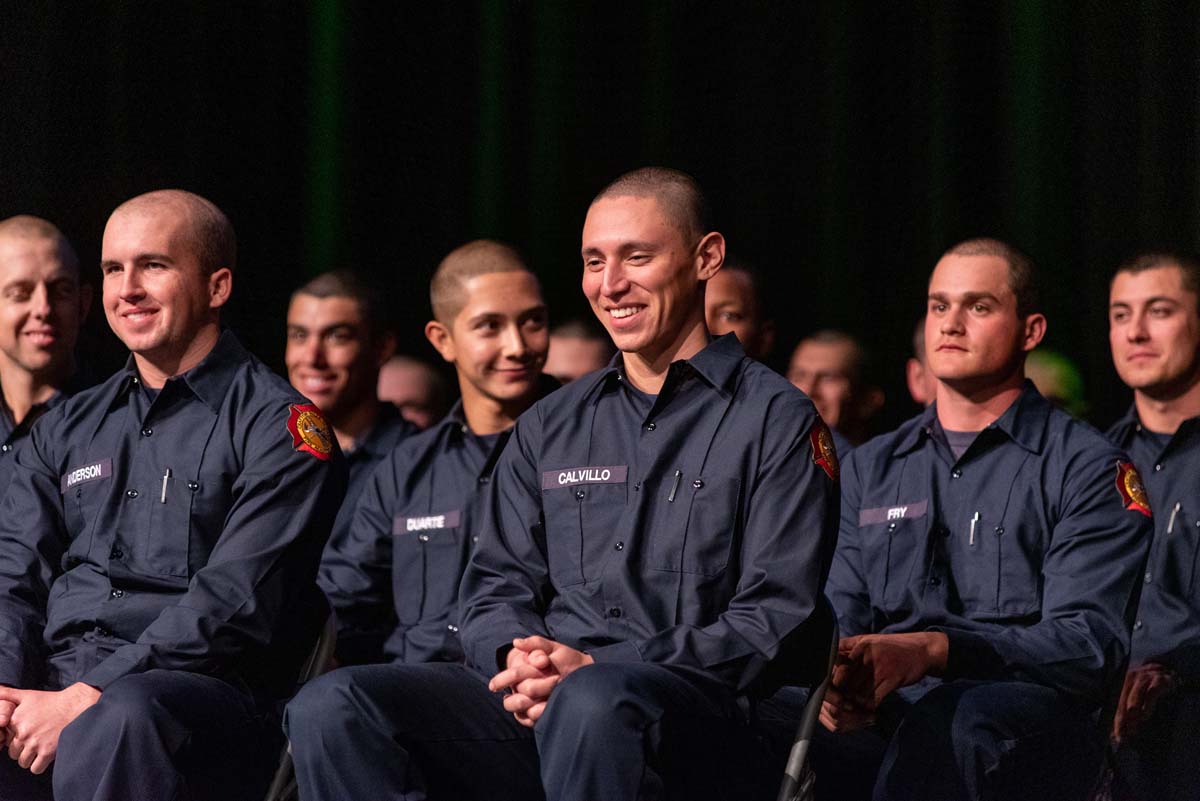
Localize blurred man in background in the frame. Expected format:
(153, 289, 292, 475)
(704, 255, 775, 361)
(787, 329, 884, 452)
(0, 216, 91, 499)
(377, 354, 452, 429)
(905, 315, 938, 407)
(286, 271, 412, 567)
(544, 318, 612, 383)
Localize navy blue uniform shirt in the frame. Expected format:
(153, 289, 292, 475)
(0, 372, 93, 502)
(320, 402, 412, 572)
(1109, 408, 1200, 680)
(828, 381, 1153, 703)
(0, 330, 347, 695)
(319, 401, 512, 666)
(459, 334, 840, 693)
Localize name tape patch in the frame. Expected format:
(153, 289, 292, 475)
(395, 510, 462, 535)
(542, 465, 628, 490)
(860, 499, 928, 526)
(61, 458, 112, 494)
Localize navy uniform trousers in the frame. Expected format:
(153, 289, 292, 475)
(285, 661, 783, 801)
(0, 671, 280, 801)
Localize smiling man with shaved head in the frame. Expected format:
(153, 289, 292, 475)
(0, 190, 345, 801)
(0, 216, 92, 499)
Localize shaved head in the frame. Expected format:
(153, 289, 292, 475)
(592, 166, 711, 245)
(0, 215, 80, 276)
(430, 239, 534, 323)
(109, 190, 235, 275)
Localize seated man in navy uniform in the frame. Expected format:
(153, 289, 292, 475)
(823, 238, 1153, 801)
(285, 167, 839, 801)
(0, 216, 92, 499)
(310, 240, 554, 668)
(286, 270, 412, 628)
(704, 255, 775, 362)
(1106, 251, 1200, 801)
(0, 190, 346, 801)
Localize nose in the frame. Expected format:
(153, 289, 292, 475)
(600, 261, 630, 298)
(501, 323, 530, 361)
(29, 283, 52, 319)
(1126, 310, 1150, 342)
(116, 266, 145, 302)
(939, 307, 965, 335)
(300, 335, 328, 367)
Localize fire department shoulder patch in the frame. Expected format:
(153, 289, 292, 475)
(809, 420, 839, 482)
(287, 403, 333, 461)
(1115, 461, 1151, 517)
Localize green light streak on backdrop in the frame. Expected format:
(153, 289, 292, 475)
(474, 0, 509, 235)
(307, 0, 343, 275)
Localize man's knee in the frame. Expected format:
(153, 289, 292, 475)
(284, 669, 359, 738)
(544, 664, 661, 732)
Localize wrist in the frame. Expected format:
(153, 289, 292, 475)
(925, 632, 949, 675)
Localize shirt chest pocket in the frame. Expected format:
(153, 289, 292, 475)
(654, 475, 740, 576)
(144, 476, 203, 578)
(541, 477, 627, 586)
(951, 510, 1043, 619)
(1156, 495, 1200, 599)
(391, 511, 467, 626)
(858, 502, 929, 609)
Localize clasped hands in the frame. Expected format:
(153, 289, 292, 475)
(488, 636, 594, 728)
(0, 682, 100, 774)
(819, 632, 949, 733)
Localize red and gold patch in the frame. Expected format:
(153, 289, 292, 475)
(287, 403, 333, 461)
(809, 421, 839, 482)
(1115, 461, 1151, 517)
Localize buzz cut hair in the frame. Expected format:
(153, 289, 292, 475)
(430, 239, 536, 324)
(1113, 250, 1200, 314)
(591, 166, 712, 245)
(292, 270, 386, 339)
(111, 189, 236, 275)
(0, 215, 81, 276)
(942, 237, 1039, 318)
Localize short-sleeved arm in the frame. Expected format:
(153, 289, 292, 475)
(937, 449, 1152, 700)
(825, 449, 875, 637)
(81, 401, 347, 690)
(586, 399, 840, 693)
(318, 454, 398, 666)
(459, 414, 553, 673)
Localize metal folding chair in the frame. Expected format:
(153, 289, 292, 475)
(776, 600, 839, 801)
(263, 612, 338, 801)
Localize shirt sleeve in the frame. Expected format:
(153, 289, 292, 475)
(459, 413, 553, 673)
(587, 398, 840, 693)
(317, 454, 398, 666)
(0, 411, 68, 687)
(936, 445, 1153, 701)
(81, 399, 347, 691)
(825, 448, 875, 637)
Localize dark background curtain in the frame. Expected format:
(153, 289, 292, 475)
(3, 1, 1198, 431)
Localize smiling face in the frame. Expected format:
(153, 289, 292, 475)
(101, 203, 229, 379)
(925, 253, 1042, 391)
(1109, 265, 1200, 398)
(428, 270, 548, 408)
(581, 195, 719, 363)
(0, 233, 88, 379)
(286, 293, 384, 422)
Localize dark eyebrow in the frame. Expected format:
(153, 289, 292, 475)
(927, 291, 1001, 304)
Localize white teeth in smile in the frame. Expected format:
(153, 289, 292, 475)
(610, 307, 642, 319)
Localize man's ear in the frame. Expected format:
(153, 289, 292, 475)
(208, 267, 233, 310)
(695, 232, 726, 281)
(1022, 313, 1047, 352)
(425, 320, 456, 364)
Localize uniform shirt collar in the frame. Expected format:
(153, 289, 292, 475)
(118, 329, 250, 413)
(893, 379, 1049, 456)
(595, 333, 746, 396)
(1110, 403, 1200, 446)
(350, 402, 409, 458)
(442, 373, 561, 441)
